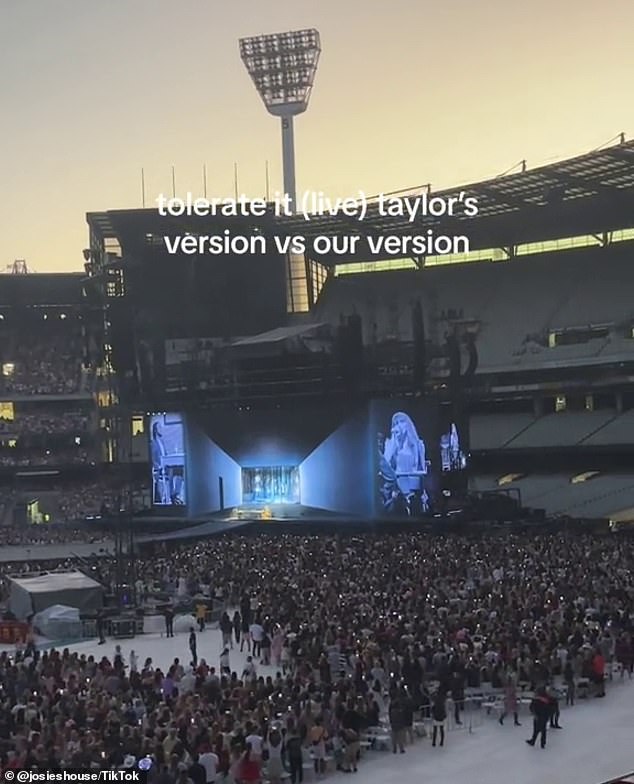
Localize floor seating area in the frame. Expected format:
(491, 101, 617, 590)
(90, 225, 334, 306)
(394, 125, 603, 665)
(260, 666, 630, 783)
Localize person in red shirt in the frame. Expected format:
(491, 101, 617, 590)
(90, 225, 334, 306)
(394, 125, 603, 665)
(237, 744, 262, 784)
(592, 650, 606, 697)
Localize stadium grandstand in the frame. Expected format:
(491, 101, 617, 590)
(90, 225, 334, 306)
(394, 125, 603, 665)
(78, 139, 634, 529)
(0, 142, 632, 534)
(0, 269, 150, 536)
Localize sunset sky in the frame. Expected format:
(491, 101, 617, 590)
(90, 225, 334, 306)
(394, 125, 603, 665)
(1, 0, 633, 272)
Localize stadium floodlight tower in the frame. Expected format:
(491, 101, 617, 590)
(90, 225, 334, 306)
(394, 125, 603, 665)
(239, 28, 321, 211)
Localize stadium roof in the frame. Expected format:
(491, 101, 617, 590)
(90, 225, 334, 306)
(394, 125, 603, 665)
(88, 140, 634, 265)
(0, 272, 85, 307)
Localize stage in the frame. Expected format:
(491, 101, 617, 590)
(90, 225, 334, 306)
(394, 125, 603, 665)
(130, 502, 471, 543)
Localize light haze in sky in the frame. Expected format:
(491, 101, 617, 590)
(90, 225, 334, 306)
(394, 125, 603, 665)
(1, 0, 633, 271)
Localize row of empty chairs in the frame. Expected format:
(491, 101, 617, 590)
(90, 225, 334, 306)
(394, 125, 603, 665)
(471, 474, 634, 519)
(315, 244, 634, 371)
(470, 410, 634, 450)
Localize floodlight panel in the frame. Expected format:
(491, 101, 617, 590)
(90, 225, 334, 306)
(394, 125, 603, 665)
(240, 28, 321, 114)
(240, 28, 320, 58)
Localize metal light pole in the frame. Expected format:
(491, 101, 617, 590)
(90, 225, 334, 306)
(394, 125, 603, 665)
(240, 29, 321, 210)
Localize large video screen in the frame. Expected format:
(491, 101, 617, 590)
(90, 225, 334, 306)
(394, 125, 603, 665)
(438, 407, 468, 474)
(149, 412, 187, 506)
(185, 403, 374, 517)
(374, 400, 436, 517)
(242, 466, 300, 504)
(373, 399, 469, 517)
(181, 399, 467, 518)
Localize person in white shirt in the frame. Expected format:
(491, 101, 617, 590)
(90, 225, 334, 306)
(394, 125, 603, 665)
(370, 680, 387, 716)
(179, 667, 196, 695)
(133, 698, 145, 723)
(65, 729, 81, 758)
(281, 644, 291, 675)
(11, 700, 27, 719)
(198, 747, 219, 784)
(370, 661, 387, 687)
(245, 723, 263, 758)
(264, 728, 284, 784)
(242, 656, 257, 681)
(250, 623, 264, 658)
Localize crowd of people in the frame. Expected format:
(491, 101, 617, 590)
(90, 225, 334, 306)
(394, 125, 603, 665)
(0, 479, 150, 543)
(1, 329, 84, 396)
(0, 448, 96, 468)
(56, 479, 150, 523)
(0, 411, 93, 436)
(0, 531, 632, 781)
(0, 525, 110, 548)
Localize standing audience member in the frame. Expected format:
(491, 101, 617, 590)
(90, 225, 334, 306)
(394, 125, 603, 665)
(564, 658, 576, 706)
(165, 605, 174, 638)
(309, 717, 327, 776)
(592, 649, 606, 697)
(196, 602, 207, 632)
(250, 621, 264, 660)
(220, 612, 233, 649)
(189, 627, 197, 667)
(526, 688, 551, 749)
(220, 647, 230, 675)
(548, 686, 562, 729)
(499, 674, 521, 727)
(451, 669, 465, 726)
(232, 610, 242, 646)
(198, 745, 219, 784)
(264, 728, 284, 784)
(237, 743, 261, 784)
(389, 694, 407, 754)
(432, 691, 447, 748)
(96, 608, 105, 645)
(285, 725, 304, 784)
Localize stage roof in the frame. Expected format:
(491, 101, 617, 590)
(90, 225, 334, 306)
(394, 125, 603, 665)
(88, 140, 634, 265)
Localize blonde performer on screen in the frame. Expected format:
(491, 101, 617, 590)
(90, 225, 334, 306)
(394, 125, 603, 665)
(382, 411, 429, 512)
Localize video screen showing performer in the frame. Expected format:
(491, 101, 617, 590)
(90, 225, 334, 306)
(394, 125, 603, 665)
(378, 411, 430, 516)
(242, 466, 300, 505)
(440, 422, 467, 472)
(150, 413, 186, 506)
